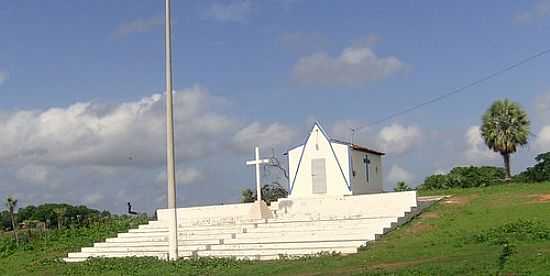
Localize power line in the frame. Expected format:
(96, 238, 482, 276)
(353, 47, 550, 134)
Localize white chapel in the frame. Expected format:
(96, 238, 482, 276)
(287, 122, 384, 198)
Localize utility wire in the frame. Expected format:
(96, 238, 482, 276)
(353, 48, 550, 134)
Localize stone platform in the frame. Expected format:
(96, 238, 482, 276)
(64, 191, 437, 262)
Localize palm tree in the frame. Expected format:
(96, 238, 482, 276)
(481, 99, 530, 179)
(5, 196, 19, 244)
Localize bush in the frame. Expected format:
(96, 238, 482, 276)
(394, 181, 413, 192)
(0, 215, 147, 258)
(240, 182, 288, 205)
(419, 166, 506, 190)
(470, 219, 550, 245)
(514, 152, 550, 182)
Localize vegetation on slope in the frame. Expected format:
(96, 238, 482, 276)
(1, 182, 550, 275)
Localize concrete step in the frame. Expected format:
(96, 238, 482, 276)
(105, 236, 223, 245)
(117, 232, 236, 240)
(67, 251, 175, 259)
(246, 222, 393, 234)
(274, 211, 408, 221)
(106, 236, 168, 243)
(210, 240, 367, 251)
(197, 247, 358, 258)
(130, 227, 245, 235)
(258, 217, 397, 228)
(63, 257, 89, 263)
(94, 239, 222, 248)
(138, 223, 250, 231)
(235, 229, 383, 240)
(225, 233, 376, 244)
(81, 245, 208, 253)
(140, 219, 267, 229)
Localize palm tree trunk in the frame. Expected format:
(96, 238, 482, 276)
(9, 207, 18, 245)
(503, 153, 512, 180)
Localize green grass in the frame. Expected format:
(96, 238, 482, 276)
(1, 182, 550, 275)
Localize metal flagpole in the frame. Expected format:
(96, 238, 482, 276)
(165, 0, 178, 261)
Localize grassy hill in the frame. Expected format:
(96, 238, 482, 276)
(1, 182, 550, 275)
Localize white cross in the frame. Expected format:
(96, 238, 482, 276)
(245, 146, 272, 202)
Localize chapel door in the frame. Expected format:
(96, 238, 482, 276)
(311, 158, 327, 194)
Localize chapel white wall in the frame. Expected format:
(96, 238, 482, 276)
(288, 125, 352, 198)
(288, 145, 303, 190)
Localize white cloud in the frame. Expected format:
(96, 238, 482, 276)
(15, 164, 50, 184)
(386, 165, 415, 184)
(83, 192, 104, 205)
(536, 92, 550, 122)
(0, 85, 234, 167)
(157, 167, 203, 185)
(464, 126, 499, 163)
(535, 126, 550, 151)
(292, 46, 405, 86)
(376, 124, 421, 154)
(433, 168, 448, 175)
(514, 0, 550, 23)
(113, 16, 162, 37)
(0, 85, 299, 212)
(205, 1, 253, 23)
(0, 71, 8, 86)
(232, 122, 296, 152)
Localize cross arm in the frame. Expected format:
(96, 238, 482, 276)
(246, 159, 272, 165)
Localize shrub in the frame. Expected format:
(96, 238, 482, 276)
(419, 166, 506, 190)
(471, 219, 550, 245)
(0, 215, 147, 258)
(240, 182, 288, 205)
(394, 181, 413, 192)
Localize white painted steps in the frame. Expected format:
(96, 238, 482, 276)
(64, 192, 442, 262)
(197, 247, 359, 259)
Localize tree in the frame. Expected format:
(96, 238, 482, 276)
(240, 189, 255, 203)
(515, 152, 550, 182)
(481, 99, 530, 180)
(240, 183, 289, 205)
(394, 181, 412, 192)
(261, 182, 289, 203)
(53, 207, 66, 230)
(418, 166, 506, 190)
(5, 196, 19, 244)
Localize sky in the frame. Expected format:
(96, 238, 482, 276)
(1, 1, 550, 214)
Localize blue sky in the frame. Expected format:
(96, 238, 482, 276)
(1, 1, 549, 213)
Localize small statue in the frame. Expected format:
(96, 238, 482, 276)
(127, 202, 137, 215)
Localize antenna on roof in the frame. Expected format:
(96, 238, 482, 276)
(350, 128, 356, 145)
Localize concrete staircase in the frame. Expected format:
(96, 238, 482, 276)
(64, 192, 440, 262)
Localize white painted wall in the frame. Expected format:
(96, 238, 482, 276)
(288, 145, 303, 191)
(274, 191, 417, 220)
(155, 191, 417, 226)
(288, 124, 352, 198)
(156, 202, 255, 225)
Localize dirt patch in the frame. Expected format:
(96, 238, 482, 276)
(369, 256, 445, 270)
(529, 194, 550, 203)
(442, 195, 474, 206)
(420, 212, 440, 219)
(405, 222, 434, 235)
